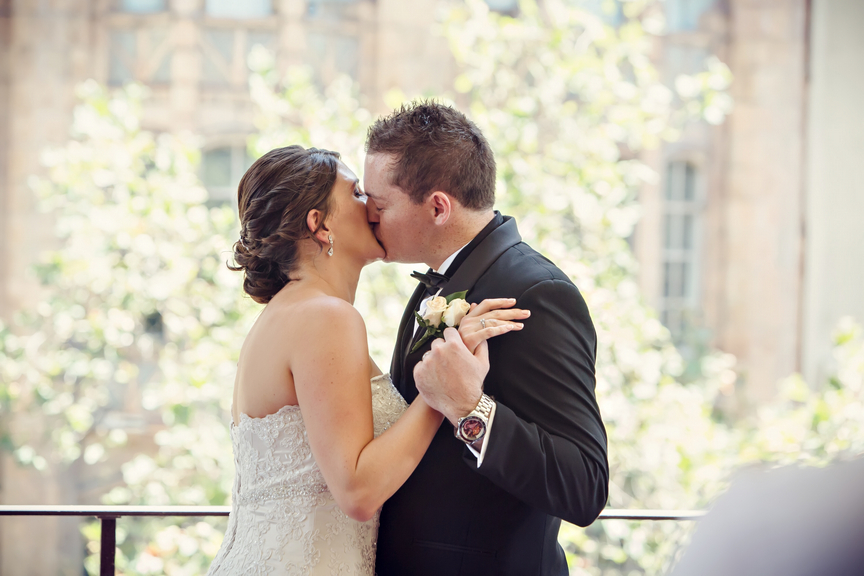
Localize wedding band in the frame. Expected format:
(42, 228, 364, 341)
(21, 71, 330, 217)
(480, 319, 486, 329)
(423, 351, 431, 360)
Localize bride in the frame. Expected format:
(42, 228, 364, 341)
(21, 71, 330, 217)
(207, 145, 525, 575)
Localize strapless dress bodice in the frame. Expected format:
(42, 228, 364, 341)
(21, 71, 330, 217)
(207, 374, 408, 576)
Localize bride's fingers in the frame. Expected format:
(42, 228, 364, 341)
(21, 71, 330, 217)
(476, 308, 530, 322)
(459, 313, 528, 336)
(462, 322, 523, 353)
(466, 298, 517, 317)
(460, 317, 524, 336)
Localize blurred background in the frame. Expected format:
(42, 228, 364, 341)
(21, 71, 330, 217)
(0, 0, 862, 574)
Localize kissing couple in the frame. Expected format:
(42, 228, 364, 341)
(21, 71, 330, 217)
(207, 102, 608, 575)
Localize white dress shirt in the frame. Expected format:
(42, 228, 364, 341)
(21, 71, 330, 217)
(414, 244, 496, 467)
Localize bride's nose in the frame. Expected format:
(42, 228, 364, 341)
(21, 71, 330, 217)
(366, 200, 380, 222)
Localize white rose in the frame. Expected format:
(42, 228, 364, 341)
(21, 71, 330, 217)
(422, 296, 448, 326)
(442, 298, 471, 327)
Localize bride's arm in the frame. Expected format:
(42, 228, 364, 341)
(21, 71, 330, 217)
(291, 298, 442, 522)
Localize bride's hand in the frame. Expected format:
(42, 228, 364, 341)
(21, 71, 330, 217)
(458, 298, 530, 354)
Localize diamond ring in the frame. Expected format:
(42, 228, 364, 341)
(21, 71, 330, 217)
(480, 319, 486, 329)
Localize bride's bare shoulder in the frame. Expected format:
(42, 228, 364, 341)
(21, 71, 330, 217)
(265, 293, 366, 335)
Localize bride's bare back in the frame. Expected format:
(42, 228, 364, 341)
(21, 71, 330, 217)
(231, 283, 381, 426)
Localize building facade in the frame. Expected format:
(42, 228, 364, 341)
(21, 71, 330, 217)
(636, 0, 864, 404)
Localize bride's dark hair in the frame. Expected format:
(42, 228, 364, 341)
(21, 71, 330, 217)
(229, 145, 341, 304)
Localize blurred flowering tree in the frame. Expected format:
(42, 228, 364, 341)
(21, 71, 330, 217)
(1, 1, 862, 575)
(0, 81, 249, 574)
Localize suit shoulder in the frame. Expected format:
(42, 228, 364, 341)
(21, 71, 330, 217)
(482, 241, 574, 292)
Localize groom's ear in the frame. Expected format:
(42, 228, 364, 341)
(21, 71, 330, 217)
(427, 191, 452, 226)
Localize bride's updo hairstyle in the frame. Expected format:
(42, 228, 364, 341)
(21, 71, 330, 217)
(229, 145, 341, 304)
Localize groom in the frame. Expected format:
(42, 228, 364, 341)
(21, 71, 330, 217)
(363, 102, 608, 575)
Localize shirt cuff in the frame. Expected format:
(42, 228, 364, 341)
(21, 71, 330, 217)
(466, 401, 496, 468)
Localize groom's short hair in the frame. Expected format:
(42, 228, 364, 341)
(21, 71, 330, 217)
(365, 101, 496, 210)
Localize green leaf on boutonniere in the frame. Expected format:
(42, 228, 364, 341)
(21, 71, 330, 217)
(413, 310, 428, 326)
(445, 290, 467, 304)
(410, 324, 443, 353)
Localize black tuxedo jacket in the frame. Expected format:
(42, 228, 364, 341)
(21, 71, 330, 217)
(376, 214, 609, 576)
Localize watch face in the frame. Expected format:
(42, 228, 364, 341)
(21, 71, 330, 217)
(459, 416, 486, 442)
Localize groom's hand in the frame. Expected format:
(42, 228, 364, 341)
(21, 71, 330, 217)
(414, 327, 489, 426)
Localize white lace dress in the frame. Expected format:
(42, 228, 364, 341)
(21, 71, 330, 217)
(207, 374, 408, 576)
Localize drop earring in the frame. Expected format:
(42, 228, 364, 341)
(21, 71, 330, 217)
(327, 235, 334, 257)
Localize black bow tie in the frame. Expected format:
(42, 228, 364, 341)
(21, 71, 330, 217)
(411, 270, 449, 296)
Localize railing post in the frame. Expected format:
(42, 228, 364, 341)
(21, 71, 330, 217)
(99, 516, 116, 576)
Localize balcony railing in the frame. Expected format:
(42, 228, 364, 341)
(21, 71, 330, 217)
(0, 505, 706, 575)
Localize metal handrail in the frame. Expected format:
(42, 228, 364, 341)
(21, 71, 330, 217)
(0, 505, 706, 575)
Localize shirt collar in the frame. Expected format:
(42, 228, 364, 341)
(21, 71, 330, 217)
(435, 242, 470, 276)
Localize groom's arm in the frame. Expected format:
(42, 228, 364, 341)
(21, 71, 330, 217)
(486, 280, 609, 526)
(416, 278, 608, 527)
(480, 280, 609, 526)
(478, 279, 607, 527)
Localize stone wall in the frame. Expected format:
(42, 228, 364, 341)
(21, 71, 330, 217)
(716, 0, 809, 400)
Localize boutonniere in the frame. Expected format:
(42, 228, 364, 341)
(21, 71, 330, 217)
(411, 290, 470, 352)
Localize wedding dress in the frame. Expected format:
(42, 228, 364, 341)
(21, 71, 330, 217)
(207, 374, 408, 575)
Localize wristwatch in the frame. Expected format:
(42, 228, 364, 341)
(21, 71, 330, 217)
(455, 394, 495, 444)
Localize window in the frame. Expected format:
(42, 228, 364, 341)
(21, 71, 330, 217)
(307, 0, 360, 16)
(109, 30, 136, 85)
(201, 29, 235, 84)
(666, 0, 717, 32)
(205, 0, 272, 19)
(108, 28, 173, 86)
(119, 0, 166, 13)
(148, 28, 172, 83)
(201, 145, 253, 204)
(661, 161, 701, 339)
(306, 31, 359, 82)
(200, 28, 277, 86)
(304, 0, 362, 82)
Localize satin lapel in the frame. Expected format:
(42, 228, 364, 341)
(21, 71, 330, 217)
(436, 216, 522, 298)
(391, 282, 427, 394)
